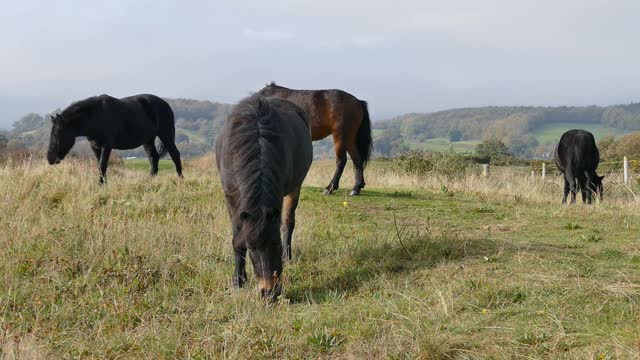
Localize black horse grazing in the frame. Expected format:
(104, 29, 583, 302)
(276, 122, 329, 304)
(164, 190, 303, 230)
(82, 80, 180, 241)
(216, 94, 312, 299)
(258, 82, 372, 196)
(47, 94, 182, 183)
(554, 129, 604, 204)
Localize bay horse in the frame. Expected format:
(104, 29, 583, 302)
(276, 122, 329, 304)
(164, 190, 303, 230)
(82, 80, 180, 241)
(216, 94, 312, 299)
(258, 82, 372, 196)
(47, 94, 182, 183)
(554, 129, 604, 204)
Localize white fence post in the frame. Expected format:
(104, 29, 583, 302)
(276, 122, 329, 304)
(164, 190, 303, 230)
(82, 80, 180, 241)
(483, 164, 489, 177)
(623, 156, 629, 184)
(541, 163, 546, 179)
(531, 170, 535, 179)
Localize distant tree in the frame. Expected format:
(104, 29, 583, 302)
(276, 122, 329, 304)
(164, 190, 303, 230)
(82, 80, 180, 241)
(507, 134, 539, 158)
(12, 113, 45, 133)
(0, 134, 7, 150)
(375, 128, 406, 156)
(448, 129, 462, 142)
(475, 138, 511, 163)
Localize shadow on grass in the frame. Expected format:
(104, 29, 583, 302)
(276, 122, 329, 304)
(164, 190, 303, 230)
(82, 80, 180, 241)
(285, 229, 585, 304)
(301, 186, 433, 200)
(285, 231, 498, 304)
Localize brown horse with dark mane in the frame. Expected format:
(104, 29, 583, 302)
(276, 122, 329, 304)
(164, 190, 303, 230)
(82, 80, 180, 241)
(217, 94, 312, 299)
(258, 82, 372, 196)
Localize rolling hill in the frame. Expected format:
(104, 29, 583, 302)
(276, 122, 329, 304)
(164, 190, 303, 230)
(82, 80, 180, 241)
(373, 103, 640, 158)
(6, 99, 640, 160)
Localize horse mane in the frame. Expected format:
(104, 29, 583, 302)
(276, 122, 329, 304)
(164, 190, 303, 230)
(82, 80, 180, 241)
(227, 95, 283, 243)
(58, 95, 105, 125)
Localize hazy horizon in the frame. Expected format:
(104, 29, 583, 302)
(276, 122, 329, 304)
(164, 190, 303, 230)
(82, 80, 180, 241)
(1, 0, 639, 129)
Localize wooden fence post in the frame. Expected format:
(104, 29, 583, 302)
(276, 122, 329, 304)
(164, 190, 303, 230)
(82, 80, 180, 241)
(541, 163, 546, 179)
(483, 164, 489, 177)
(624, 156, 629, 184)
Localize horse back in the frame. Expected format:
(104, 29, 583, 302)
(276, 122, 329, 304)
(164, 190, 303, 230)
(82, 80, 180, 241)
(554, 129, 600, 175)
(274, 89, 363, 140)
(91, 94, 174, 149)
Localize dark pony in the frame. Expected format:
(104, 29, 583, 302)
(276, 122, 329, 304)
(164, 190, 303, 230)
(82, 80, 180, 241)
(258, 82, 372, 196)
(216, 94, 312, 299)
(48, 94, 182, 183)
(554, 129, 604, 204)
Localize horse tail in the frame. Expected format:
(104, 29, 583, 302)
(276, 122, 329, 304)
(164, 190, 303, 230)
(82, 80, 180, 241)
(155, 100, 176, 159)
(356, 100, 373, 167)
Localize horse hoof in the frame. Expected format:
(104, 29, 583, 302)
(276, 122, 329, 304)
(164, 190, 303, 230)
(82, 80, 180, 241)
(349, 190, 360, 196)
(323, 189, 334, 195)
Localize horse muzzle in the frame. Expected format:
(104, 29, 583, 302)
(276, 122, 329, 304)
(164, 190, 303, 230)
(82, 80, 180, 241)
(48, 157, 61, 165)
(258, 273, 281, 301)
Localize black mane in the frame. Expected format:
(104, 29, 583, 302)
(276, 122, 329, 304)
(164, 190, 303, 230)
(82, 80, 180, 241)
(58, 95, 106, 125)
(226, 95, 283, 245)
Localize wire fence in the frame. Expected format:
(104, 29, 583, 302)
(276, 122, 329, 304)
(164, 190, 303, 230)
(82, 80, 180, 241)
(479, 157, 638, 185)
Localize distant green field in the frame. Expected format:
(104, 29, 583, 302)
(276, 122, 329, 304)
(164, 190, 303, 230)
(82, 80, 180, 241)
(532, 122, 629, 144)
(408, 137, 481, 153)
(124, 158, 174, 172)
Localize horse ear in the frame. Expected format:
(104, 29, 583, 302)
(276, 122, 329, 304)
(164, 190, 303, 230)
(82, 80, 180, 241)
(50, 114, 57, 122)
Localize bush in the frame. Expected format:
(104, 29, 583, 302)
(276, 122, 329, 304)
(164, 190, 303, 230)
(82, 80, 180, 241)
(475, 139, 513, 165)
(393, 151, 475, 178)
(605, 132, 640, 160)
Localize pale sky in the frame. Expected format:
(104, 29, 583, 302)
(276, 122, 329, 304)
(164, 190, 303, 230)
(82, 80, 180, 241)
(1, 0, 639, 128)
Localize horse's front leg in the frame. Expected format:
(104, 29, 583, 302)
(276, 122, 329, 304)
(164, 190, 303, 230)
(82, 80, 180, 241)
(233, 247, 248, 288)
(281, 188, 301, 261)
(98, 147, 112, 185)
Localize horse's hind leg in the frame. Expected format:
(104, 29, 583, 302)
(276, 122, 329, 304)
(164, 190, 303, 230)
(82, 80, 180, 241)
(143, 142, 160, 176)
(90, 143, 102, 164)
(325, 140, 347, 195)
(347, 146, 365, 196)
(165, 142, 183, 178)
(281, 187, 301, 261)
(562, 176, 570, 204)
(579, 175, 591, 204)
(568, 174, 578, 204)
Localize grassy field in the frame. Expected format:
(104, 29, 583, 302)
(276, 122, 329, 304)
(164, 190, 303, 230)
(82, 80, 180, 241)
(1, 157, 640, 358)
(532, 123, 630, 144)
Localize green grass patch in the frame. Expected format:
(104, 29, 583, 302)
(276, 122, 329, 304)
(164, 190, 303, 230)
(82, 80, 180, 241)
(124, 158, 175, 172)
(532, 122, 629, 144)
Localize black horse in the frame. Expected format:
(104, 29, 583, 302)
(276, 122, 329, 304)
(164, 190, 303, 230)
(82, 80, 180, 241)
(217, 94, 312, 299)
(554, 129, 604, 204)
(47, 94, 182, 183)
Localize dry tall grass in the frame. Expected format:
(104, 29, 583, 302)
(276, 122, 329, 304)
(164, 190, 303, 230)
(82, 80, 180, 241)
(1, 157, 639, 358)
(302, 159, 639, 207)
